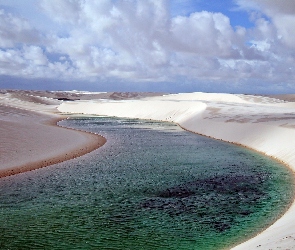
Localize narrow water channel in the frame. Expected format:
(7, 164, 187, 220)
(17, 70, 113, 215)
(0, 117, 294, 249)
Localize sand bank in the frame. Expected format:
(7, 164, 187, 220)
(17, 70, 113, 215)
(58, 92, 295, 249)
(0, 93, 106, 178)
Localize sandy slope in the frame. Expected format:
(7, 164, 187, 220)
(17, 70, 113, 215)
(0, 91, 106, 178)
(0, 90, 163, 177)
(58, 92, 295, 249)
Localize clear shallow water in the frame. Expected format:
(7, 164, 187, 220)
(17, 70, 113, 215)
(0, 117, 294, 250)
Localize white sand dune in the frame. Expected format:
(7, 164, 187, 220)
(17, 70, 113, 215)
(0, 89, 162, 177)
(58, 92, 295, 249)
(0, 91, 106, 177)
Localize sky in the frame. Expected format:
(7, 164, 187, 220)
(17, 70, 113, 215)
(0, 0, 295, 93)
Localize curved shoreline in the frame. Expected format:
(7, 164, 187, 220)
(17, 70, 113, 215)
(1, 110, 293, 248)
(178, 123, 295, 248)
(58, 93, 295, 249)
(2, 91, 295, 249)
(0, 106, 106, 178)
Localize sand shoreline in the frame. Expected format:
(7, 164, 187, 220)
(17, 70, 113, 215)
(2, 90, 295, 249)
(178, 123, 295, 248)
(58, 92, 295, 249)
(1, 127, 106, 179)
(0, 104, 106, 178)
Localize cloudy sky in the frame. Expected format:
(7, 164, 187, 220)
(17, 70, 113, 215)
(0, 0, 295, 93)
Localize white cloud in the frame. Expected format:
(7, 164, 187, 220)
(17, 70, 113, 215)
(23, 46, 48, 66)
(0, 9, 40, 48)
(0, 0, 294, 92)
(170, 11, 237, 57)
(39, 0, 82, 24)
(237, 0, 295, 49)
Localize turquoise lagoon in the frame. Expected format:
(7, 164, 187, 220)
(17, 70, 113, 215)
(0, 117, 294, 249)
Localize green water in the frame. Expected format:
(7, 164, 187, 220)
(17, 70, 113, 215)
(0, 117, 294, 249)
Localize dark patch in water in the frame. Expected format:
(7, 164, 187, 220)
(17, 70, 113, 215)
(0, 117, 293, 250)
(141, 173, 269, 232)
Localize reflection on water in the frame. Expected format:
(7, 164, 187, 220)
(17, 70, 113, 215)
(0, 117, 294, 250)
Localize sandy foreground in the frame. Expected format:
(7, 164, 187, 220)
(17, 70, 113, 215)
(0, 90, 106, 178)
(2, 90, 295, 249)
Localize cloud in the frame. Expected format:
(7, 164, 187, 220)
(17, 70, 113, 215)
(39, 0, 82, 24)
(252, 0, 295, 15)
(0, 9, 40, 48)
(236, 0, 295, 49)
(44, 1, 253, 82)
(170, 11, 238, 57)
(0, 0, 294, 92)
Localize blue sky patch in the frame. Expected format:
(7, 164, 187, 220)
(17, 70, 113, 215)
(170, 0, 254, 28)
